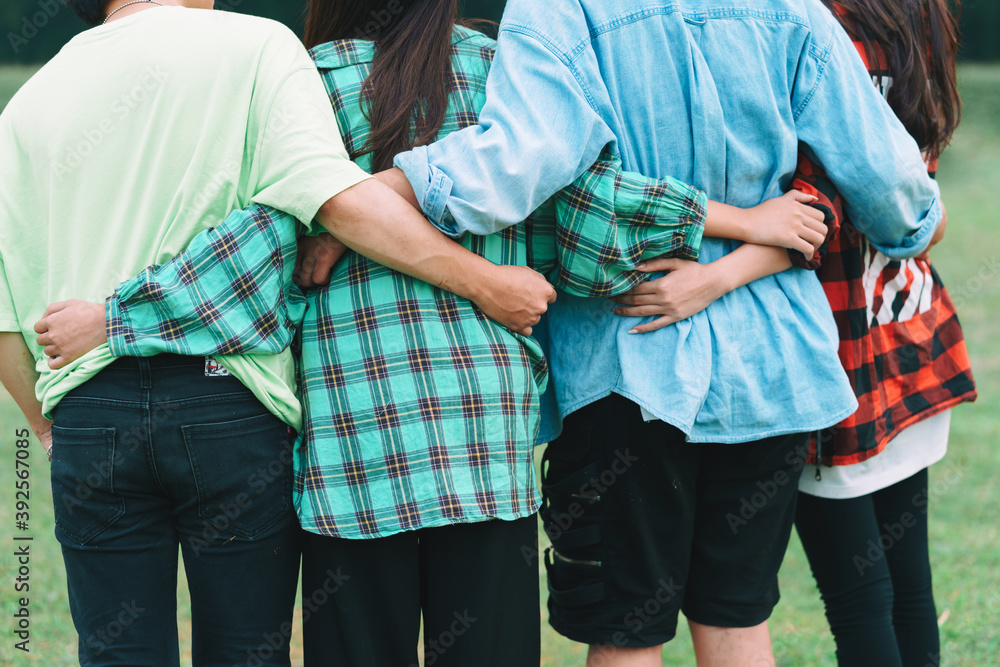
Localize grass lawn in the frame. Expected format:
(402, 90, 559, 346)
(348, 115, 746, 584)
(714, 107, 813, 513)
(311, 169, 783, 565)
(1, 64, 998, 666)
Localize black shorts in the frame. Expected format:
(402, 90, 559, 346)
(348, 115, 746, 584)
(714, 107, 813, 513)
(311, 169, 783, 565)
(541, 394, 809, 647)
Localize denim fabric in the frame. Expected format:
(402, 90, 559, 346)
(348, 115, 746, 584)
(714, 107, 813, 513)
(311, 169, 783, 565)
(395, 0, 945, 444)
(50, 355, 301, 667)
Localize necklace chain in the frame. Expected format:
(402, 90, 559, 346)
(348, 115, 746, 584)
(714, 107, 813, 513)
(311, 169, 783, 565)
(103, 0, 165, 25)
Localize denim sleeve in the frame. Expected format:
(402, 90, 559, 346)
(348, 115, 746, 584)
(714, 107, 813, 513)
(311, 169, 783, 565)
(793, 21, 942, 260)
(394, 27, 616, 238)
(529, 150, 708, 298)
(106, 205, 306, 359)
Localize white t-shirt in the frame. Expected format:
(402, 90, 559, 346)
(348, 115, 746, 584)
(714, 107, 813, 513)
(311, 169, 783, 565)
(798, 411, 951, 499)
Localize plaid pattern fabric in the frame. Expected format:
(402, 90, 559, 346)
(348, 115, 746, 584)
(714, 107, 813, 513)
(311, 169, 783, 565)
(295, 26, 708, 538)
(105, 26, 707, 540)
(107, 206, 305, 359)
(791, 22, 977, 466)
(314, 28, 707, 300)
(527, 153, 706, 297)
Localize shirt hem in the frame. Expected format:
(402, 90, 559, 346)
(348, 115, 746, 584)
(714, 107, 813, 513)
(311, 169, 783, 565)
(550, 387, 858, 445)
(799, 411, 951, 499)
(297, 504, 541, 540)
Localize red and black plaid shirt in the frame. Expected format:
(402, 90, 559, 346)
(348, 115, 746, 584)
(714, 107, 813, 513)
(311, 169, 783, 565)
(791, 15, 977, 465)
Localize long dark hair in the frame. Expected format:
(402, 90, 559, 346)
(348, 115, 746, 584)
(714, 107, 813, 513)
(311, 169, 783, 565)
(304, 0, 459, 172)
(825, 0, 962, 159)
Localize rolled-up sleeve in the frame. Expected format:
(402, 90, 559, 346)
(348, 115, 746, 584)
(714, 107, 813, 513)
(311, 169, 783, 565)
(395, 25, 616, 238)
(793, 18, 942, 260)
(106, 205, 305, 359)
(531, 152, 707, 298)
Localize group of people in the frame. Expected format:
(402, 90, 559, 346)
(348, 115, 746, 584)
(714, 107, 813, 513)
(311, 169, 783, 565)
(0, 0, 976, 665)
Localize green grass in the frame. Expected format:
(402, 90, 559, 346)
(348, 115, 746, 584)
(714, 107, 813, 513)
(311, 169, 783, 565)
(0, 65, 39, 110)
(2, 65, 998, 666)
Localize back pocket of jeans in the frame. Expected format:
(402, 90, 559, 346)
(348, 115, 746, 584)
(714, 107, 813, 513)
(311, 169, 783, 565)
(51, 426, 124, 546)
(182, 413, 294, 539)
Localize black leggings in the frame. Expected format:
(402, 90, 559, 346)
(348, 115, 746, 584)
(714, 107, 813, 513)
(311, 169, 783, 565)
(795, 468, 939, 667)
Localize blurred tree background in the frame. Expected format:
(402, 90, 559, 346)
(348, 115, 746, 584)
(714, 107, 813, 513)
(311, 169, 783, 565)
(4, 1, 991, 64)
(0, 0, 510, 63)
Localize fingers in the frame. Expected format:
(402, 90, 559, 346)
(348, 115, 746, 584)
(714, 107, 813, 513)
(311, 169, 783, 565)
(611, 293, 659, 307)
(613, 305, 669, 318)
(296, 256, 318, 289)
(311, 260, 333, 286)
(803, 214, 828, 235)
(637, 258, 684, 273)
(40, 300, 72, 319)
(803, 205, 826, 224)
(43, 344, 59, 357)
(790, 190, 820, 204)
(293, 248, 306, 284)
(800, 227, 827, 251)
(628, 315, 680, 334)
(49, 355, 70, 370)
(794, 238, 816, 259)
(547, 287, 558, 304)
(615, 281, 660, 298)
(33, 317, 49, 335)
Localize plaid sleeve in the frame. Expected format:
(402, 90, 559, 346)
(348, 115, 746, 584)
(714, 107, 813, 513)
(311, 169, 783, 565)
(790, 152, 845, 271)
(106, 205, 307, 358)
(530, 151, 707, 298)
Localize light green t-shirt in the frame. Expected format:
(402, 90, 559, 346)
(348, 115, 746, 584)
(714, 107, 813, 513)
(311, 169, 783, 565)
(0, 6, 371, 429)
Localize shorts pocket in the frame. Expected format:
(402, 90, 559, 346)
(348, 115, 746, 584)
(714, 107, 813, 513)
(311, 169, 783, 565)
(182, 413, 294, 539)
(544, 546, 607, 609)
(51, 426, 124, 546)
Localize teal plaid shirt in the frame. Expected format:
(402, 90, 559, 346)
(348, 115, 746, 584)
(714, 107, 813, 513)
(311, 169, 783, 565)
(106, 26, 706, 539)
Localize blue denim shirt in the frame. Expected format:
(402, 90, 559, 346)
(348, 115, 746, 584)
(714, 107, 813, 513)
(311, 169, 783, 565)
(396, 0, 943, 444)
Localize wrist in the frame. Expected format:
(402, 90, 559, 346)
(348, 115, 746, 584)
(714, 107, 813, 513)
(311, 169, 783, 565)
(706, 259, 737, 296)
(705, 200, 753, 243)
(445, 255, 495, 305)
(732, 207, 757, 245)
(31, 418, 52, 440)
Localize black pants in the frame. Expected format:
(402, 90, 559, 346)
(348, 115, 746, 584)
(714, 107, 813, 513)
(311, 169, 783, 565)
(51, 355, 301, 666)
(301, 516, 541, 666)
(795, 468, 939, 667)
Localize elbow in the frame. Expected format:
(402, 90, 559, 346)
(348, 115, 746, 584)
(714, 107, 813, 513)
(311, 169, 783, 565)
(873, 198, 943, 260)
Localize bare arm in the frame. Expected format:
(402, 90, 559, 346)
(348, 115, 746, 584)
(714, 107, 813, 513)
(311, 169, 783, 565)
(704, 193, 826, 258)
(315, 178, 556, 336)
(377, 166, 827, 259)
(612, 244, 792, 334)
(375, 167, 420, 210)
(0, 333, 52, 455)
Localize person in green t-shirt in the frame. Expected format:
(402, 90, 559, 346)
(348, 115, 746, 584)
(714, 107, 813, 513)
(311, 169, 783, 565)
(0, 1, 555, 664)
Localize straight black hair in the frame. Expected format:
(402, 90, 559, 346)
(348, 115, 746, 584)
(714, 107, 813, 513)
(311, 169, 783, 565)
(304, 0, 460, 172)
(66, 0, 109, 27)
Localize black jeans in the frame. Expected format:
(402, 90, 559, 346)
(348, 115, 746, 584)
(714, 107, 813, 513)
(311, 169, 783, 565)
(795, 469, 939, 667)
(301, 516, 541, 667)
(51, 355, 301, 667)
